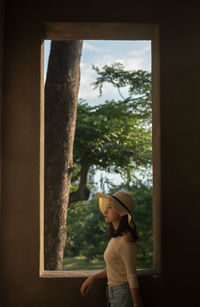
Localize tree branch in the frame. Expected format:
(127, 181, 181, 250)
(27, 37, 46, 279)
(117, 87, 125, 100)
(69, 163, 90, 204)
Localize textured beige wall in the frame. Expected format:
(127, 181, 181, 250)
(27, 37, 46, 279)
(1, 1, 200, 307)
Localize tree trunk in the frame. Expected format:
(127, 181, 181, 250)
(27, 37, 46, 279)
(44, 40, 83, 270)
(69, 162, 90, 204)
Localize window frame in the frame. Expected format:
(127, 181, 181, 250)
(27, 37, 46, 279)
(40, 22, 161, 279)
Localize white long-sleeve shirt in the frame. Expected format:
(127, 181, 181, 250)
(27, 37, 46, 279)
(104, 235, 139, 289)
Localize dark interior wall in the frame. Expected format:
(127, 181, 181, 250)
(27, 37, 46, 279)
(0, 0, 4, 212)
(160, 16, 200, 304)
(0, 1, 200, 306)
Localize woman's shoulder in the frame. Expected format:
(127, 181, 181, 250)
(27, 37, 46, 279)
(121, 231, 134, 243)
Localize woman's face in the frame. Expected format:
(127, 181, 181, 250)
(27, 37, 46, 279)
(103, 198, 121, 224)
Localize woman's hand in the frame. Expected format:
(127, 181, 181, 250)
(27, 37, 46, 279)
(80, 275, 95, 296)
(80, 268, 107, 296)
(130, 288, 142, 307)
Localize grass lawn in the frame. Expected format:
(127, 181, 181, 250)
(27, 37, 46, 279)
(62, 256, 106, 270)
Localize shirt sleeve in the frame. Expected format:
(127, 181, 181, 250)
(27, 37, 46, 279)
(119, 237, 139, 289)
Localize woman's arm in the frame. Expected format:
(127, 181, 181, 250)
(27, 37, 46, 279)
(120, 236, 141, 307)
(92, 268, 107, 280)
(80, 268, 107, 296)
(130, 287, 141, 307)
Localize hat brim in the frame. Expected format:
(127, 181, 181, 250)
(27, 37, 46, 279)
(94, 193, 113, 214)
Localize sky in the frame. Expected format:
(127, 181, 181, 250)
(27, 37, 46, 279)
(44, 40, 152, 190)
(44, 40, 151, 105)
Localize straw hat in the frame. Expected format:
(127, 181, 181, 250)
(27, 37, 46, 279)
(94, 191, 136, 229)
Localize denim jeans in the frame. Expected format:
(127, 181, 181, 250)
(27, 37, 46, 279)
(106, 283, 133, 307)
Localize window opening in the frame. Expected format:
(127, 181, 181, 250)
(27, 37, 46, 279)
(44, 39, 153, 272)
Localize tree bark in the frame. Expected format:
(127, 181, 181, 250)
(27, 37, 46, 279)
(44, 40, 83, 270)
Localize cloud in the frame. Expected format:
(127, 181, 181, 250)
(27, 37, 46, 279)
(82, 42, 100, 52)
(90, 49, 151, 73)
(78, 63, 100, 102)
(117, 57, 147, 71)
(93, 49, 151, 72)
(126, 45, 151, 71)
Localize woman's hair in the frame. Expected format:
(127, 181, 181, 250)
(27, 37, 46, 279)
(108, 215, 138, 242)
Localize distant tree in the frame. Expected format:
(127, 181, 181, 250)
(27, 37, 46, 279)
(70, 63, 152, 204)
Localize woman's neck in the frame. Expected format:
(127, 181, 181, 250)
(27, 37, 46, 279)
(112, 220, 120, 230)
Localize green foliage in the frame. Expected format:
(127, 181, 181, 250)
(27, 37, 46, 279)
(74, 99, 152, 172)
(64, 63, 153, 269)
(73, 63, 152, 176)
(92, 63, 152, 121)
(92, 63, 151, 97)
(65, 198, 108, 261)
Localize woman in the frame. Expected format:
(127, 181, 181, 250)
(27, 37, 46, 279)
(80, 191, 142, 307)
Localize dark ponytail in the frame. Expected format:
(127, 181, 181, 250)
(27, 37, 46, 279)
(108, 215, 138, 242)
